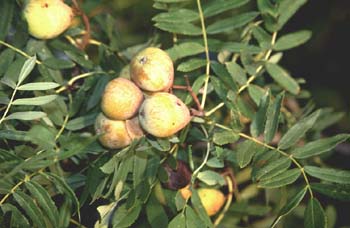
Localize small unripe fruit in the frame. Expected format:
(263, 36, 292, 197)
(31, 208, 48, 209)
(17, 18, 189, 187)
(198, 188, 226, 216)
(95, 113, 143, 149)
(101, 78, 143, 120)
(24, 0, 73, 39)
(130, 47, 174, 92)
(138, 92, 191, 138)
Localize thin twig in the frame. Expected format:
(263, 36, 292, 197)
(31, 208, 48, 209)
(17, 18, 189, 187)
(0, 40, 42, 64)
(196, 0, 211, 110)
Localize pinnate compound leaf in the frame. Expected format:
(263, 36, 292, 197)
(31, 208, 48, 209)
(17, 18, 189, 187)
(258, 168, 300, 188)
(12, 95, 58, 106)
(264, 91, 284, 143)
(155, 22, 202, 36)
(278, 110, 320, 150)
(254, 157, 291, 181)
(250, 89, 270, 137)
(113, 202, 142, 228)
(152, 9, 198, 22)
(265, 62, 300, 95)
(42, 57, 75, 69)
(197, 170, 226, 186)
(5, 111, 47, 121)
(18, 82, 60, 91)
(310, 183, 350, 201)
(167, 42, 204, 61)
(271, 187, 307, 227)
(207, 12, 259, 34)
(277, 0, 308, 31)
(18, 56, 36, 84)
(169, 213, 186, 228)
(304, 198, 327, 228)
(41, 172, 80, 220)
(13, 191, 46, 228)
(274, 30, 312, 51)
(25, 181, 59, 227)
(237, 140, 264, 168)
(203, 0, 250, 17)
(213, 130, 239, 145)
(1, 203, 30, 227)
(177, 58, 206, 72)
(304, 166, 350, 184)
(292, 134, 350, 159)
(186, 206, 205, 228)
(0, 130, 32, 141)
(191, 189, 213, 227)
(146, 193, 168, 228)
(66, 113, 98, 131)
(225, 62, 247, 86)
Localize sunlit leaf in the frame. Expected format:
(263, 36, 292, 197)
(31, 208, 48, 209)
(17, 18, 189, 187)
(152, 9, 198, 22)
(12, 94, 58, 106)
(155, 22, 202, 36)
(18, 82, 60, 91)
(5, 111, 47, 121)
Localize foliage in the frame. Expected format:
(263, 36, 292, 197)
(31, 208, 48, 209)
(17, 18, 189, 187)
(0, 0, 349, 227)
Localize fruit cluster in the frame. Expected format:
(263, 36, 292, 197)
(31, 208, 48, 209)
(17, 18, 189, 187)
(95, 47, 191, 149)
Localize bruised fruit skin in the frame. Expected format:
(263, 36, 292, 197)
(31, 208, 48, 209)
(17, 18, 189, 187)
(198, 188, 226, 216)
(95, 114, 143, 149)
(125, 117, 144, 140)
(138, 92, 191, 138)
(163, 160, 192, 190)
(24, 0, 73, 39)
(130, 47, 174, 92)
(101, 78, 143, 120)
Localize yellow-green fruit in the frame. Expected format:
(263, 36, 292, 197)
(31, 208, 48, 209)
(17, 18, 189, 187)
(198, 188, 226, 216)
(138, 92, 190, 138)
(130, 47, 174, 92)
(24, 0, 73, 39)
(95, 114, 143, 149)
(101, 78, 143, 120)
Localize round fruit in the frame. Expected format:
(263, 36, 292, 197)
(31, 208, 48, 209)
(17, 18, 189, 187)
(101, 78, 143, 120)
(130, 47, 174, 92)
(138, 92, 191, 138)
(198, 188, 226, 216)
(24, 0, 73, 39)
(95, 113, 143, 149)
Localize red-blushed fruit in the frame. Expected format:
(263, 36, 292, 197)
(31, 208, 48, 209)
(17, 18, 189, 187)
(130, 47, 174, 92)
(101, 78, 143, 120)
(95, 113, 143, 149)
(138, 92, 191, 138)
(179, 184, 192, 200)
(198, 188, 226, 216)
(24, 0, 74, 39)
